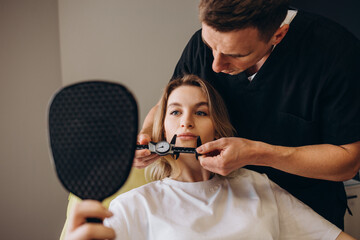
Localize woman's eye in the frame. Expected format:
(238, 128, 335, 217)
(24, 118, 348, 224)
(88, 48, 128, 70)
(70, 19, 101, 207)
(196, 111, 208, 116)
(170, 110, 180, 116)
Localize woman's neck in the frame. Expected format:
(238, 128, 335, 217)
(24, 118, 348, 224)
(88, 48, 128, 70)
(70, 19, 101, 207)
(170, 155, 212, 182)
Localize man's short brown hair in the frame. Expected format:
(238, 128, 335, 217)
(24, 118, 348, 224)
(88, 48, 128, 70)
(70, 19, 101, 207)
(199, 0, 289, 42)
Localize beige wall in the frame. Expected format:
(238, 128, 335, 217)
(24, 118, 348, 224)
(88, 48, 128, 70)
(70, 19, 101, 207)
(58, 0, 200, 124)
(1, 0, 199, 239)
(0, 0, 68, 239)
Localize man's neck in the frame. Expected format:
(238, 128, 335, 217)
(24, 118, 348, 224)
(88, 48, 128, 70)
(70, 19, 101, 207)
(245, 10, 297, 76)
(246, 45, 273, 76)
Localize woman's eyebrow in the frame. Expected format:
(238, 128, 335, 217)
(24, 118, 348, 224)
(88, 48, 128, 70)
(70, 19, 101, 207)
(167, 102, 181, 108)
(195, 102, 209, 107)
(167, 101, 208, 108)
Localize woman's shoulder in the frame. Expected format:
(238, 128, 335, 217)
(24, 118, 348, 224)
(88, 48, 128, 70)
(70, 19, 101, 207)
(227, 168, 276, 192)
(109, 180, 164, 206)
(229, 168, 271, 182)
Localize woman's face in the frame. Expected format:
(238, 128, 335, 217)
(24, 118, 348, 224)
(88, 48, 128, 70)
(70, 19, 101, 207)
(164, 85, 216, 148)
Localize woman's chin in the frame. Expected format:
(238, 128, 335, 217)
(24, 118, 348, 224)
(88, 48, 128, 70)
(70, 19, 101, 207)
(176, 139, 197, 148)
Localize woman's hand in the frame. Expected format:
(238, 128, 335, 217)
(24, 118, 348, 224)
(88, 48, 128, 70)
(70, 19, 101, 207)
(66, 200, 115, 240)
(133, 133, 160, 169)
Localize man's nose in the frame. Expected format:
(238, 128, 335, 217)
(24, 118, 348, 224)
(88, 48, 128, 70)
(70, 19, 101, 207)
(212, 51, 228, 73)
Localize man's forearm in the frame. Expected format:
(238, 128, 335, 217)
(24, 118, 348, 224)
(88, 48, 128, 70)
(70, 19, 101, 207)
(259, 141, 360, 181)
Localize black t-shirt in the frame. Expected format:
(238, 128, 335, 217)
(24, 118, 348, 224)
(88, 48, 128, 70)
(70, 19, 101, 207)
(172, 10, 360, 229)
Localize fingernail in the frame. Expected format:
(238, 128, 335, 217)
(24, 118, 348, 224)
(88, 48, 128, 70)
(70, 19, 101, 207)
(197, 147, 203, 153)
(106, 210, 113, 217)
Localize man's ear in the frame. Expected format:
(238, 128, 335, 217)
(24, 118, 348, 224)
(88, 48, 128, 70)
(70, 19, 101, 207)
(271, 24, 289, 45)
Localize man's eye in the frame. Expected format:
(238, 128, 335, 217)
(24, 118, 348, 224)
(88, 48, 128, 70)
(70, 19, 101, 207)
(170, 110, 180, 115)
(229, 54, 245, 58)
(196, 111, 207, 116)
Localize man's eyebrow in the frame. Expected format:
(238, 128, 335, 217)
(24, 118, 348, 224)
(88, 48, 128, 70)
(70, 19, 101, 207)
(201, 36, 251, 58)
(201, 36, 212, 50)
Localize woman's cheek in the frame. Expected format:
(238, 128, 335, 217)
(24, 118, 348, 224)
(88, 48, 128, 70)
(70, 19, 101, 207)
(164, 121, 177, 141)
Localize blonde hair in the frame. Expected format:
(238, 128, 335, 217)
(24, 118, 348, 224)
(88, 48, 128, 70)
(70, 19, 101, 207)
(145, 75, 235, 181)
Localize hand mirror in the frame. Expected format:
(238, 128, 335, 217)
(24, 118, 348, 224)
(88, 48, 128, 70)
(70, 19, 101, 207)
(48, 81, 137, 203)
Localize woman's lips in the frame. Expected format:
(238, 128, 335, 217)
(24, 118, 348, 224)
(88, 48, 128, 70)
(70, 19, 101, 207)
(177, 133, 197, 140)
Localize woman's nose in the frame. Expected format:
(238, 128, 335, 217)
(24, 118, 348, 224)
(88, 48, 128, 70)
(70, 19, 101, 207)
(180, 115, 194, 128)
(181, 123, 193, 128)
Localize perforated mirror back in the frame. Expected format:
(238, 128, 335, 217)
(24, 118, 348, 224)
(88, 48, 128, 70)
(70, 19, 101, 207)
(48, 81, 137, 201)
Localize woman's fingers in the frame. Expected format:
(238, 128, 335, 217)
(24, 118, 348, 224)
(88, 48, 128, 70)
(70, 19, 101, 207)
(70, 223, 116, 240)
(71, 200, 112, 224)
(133, 150, 160, 168)
(66, 200, 115, 240)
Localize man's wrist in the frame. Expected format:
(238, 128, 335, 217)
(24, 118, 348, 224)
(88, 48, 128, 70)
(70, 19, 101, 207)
(255, 141, 295, 168)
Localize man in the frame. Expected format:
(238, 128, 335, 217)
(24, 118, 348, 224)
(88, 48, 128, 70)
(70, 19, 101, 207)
(134, 0, 360, 229)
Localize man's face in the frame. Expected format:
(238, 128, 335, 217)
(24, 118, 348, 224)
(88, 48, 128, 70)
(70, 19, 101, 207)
(201, 23, 274, 75)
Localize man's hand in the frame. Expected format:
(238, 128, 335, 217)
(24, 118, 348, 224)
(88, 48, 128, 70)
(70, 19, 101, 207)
(197, 137, 360, 181)
(66, 200, 115, 240)
(197, 137, 264, 176)
(133, 133, 160, 169)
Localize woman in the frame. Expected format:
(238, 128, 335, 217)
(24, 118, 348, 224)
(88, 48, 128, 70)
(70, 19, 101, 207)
(66, 75, 354, 240)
